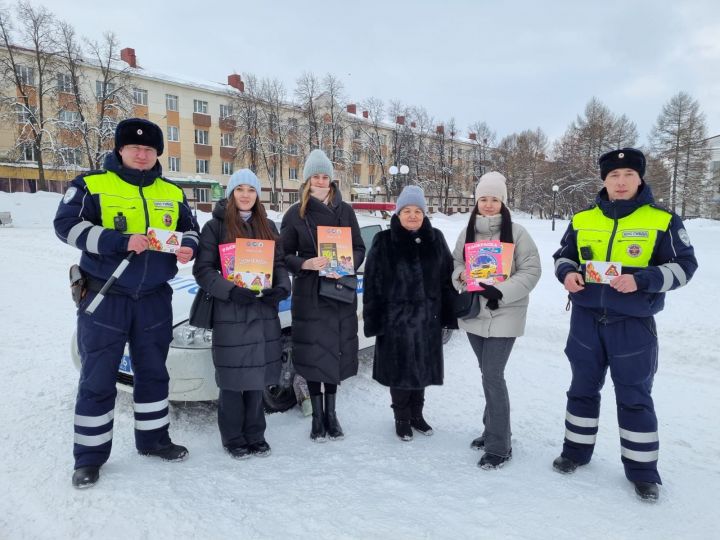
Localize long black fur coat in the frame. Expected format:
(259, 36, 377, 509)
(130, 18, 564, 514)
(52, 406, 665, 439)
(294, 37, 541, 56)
(363, 215, 457, 389)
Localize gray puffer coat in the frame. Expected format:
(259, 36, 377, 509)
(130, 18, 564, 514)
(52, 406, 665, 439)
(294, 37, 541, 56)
(451, 215, 541, 337)
(193, 199, 291, 391)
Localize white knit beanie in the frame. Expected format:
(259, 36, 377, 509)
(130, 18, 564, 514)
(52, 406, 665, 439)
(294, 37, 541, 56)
(475, 171, 508, 204)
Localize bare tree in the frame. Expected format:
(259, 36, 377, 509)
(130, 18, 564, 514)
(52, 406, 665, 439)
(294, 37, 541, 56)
(294, 71, 321, 149)
(52, 26, 132, 170)
(0, 1, 58, 190)
(467, 120, 496, 180)
(650, 91, 709, 216)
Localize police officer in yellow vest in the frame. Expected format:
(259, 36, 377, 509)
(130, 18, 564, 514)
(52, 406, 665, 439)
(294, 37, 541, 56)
(551, 148, 697, 502)
(54, 118, 200, 488)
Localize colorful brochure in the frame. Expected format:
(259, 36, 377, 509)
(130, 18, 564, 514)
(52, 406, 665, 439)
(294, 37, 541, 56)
(218, 243, 236, 283)
(584, 260, 622, 284)
(233, 238, 275, 291)
(317, 226, 355, 276)
(147, 227, 182, 254)
(464, 240, 509, 292)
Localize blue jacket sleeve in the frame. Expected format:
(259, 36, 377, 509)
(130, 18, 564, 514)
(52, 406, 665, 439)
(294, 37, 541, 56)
(633, 214, 698, 293)
(53, 175, 129, 255)
(552, 222, 581, 284)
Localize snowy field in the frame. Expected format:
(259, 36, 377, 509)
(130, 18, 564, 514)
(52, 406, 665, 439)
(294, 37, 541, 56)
(0, 191, 718, 540)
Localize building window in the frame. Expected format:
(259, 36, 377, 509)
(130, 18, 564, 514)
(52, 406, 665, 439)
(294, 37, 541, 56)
(289, 167, 298, 180)
(288, 192, 299, 204)
(167, 126, 179, 142)
(352, 151, 361, 163)
(196, 159, 209, 174)
(353, 173, 360, 185)
(369, 174, 375, 185)
(100, 116, 117, 135)
(353, 128, 361, 139)
(132, 88, 148, 106)
(194, 130, 209, 145)
(196, 188, 210, 203)
(20, 143, 37, 162)
(168, 156, 181, 172)
(57, 73, 73, 93)
(288, 118, 298, 133)
(166, 94, 178, 111)
(287, 143, 298, 155)
(380, 135, 387, 145)
(15, 104, 35, 124)
(59, 148, 83, 166)
(193, 99, 208, 114)
(222, 161, 234, 175)
(95, 80, 116, 99)
(219, 104, 233, 119)
(57, 109, 80, 125)
(16, 65, 34, 86)
(220, 133, 234, 147)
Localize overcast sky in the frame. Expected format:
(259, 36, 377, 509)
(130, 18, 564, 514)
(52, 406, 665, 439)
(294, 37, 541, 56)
(24, 0, 720, 146)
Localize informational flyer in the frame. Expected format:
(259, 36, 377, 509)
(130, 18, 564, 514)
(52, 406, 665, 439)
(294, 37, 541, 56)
(218, 242, 236, 283)
(584, 260, 622, 284)
(464, 240, 505, 292)
(317, 226, 354, 276)
(234, 238, 275, 291)
(147, 227, 182, 254)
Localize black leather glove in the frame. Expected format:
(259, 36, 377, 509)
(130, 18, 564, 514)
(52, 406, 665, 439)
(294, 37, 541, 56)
(478, 285, 503, 311)
(230, 286, 259, 305)
(260, 287, 289, 306)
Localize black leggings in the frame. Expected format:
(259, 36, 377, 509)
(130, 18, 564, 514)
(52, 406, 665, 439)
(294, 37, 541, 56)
(307, 381, 337, 396)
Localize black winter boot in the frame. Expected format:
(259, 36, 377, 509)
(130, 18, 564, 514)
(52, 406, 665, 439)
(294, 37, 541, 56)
(72, 466, 100, 488)
(324, 393, 344, 440)
(310, 394, 327, 442)
(139, 442, 188, 462)
(633, 481, 660, 502)
(409, 390, 433, 436)
(395, 420, 413, 441)
(470, 436, 485, 450)
(552, 455, 579, 474)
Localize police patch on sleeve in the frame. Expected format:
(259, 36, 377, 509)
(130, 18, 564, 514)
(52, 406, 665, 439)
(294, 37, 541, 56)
(63, 186, 77, 204)
(678, 228, 691, 247)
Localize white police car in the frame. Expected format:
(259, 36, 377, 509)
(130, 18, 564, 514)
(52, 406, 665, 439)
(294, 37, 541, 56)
(70, 210, 452, 411)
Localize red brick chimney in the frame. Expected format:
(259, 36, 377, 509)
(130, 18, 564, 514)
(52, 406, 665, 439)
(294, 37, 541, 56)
(362, 110, 369, 118)
(469, 133, 477, 140)
(436, 125, 444, 135)
(228, 74, 244, 92)
(346, 104, 357, 114)
(396, 115, 405, 125)
(120, 48, 137, 68)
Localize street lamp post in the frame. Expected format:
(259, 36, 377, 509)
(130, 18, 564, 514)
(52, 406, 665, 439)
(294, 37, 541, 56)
(551, 184, 559, 231)
(388, 164, 409, 194)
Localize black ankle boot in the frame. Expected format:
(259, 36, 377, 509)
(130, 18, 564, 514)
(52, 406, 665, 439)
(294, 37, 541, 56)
(324, 393, 344, 440)
(310, 394, 326, 442)
(395, 420, 413, 441)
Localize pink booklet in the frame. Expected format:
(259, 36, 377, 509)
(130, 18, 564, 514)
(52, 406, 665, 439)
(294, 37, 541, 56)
(218, 243, 236, 283)
(465, 240, 506, 292)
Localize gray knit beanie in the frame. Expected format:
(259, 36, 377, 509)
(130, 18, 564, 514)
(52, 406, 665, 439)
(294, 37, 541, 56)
(226, 168, 261, 199)
(395, 185, 427, 213)
(302, 149, 334, 181)
(475, 171, 508, 204)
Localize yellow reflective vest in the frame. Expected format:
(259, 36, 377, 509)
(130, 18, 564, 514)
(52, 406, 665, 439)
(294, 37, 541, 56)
(572, 205, 672, 270)
(83, 170, 185, 233)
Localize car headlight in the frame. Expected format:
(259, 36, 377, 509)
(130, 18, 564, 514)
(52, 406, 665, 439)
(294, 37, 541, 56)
(171, 323, 213, 349)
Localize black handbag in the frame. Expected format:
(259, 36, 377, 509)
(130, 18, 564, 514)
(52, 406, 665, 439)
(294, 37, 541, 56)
(189, 288, 214, 329)
(318, 275, 358, 304)
(454, 291, 480, 320)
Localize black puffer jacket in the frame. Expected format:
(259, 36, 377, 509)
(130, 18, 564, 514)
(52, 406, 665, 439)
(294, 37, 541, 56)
(363, 215, 457, 389)
(193, 199, 290, 391)
(280, 186, 366, 384)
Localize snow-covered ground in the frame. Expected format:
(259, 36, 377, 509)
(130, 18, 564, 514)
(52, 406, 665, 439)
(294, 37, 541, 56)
(0, 191, 717, 539)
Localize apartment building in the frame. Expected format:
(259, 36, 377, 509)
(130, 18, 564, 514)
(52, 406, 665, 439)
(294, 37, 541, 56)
(1, 45, 482, 213)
